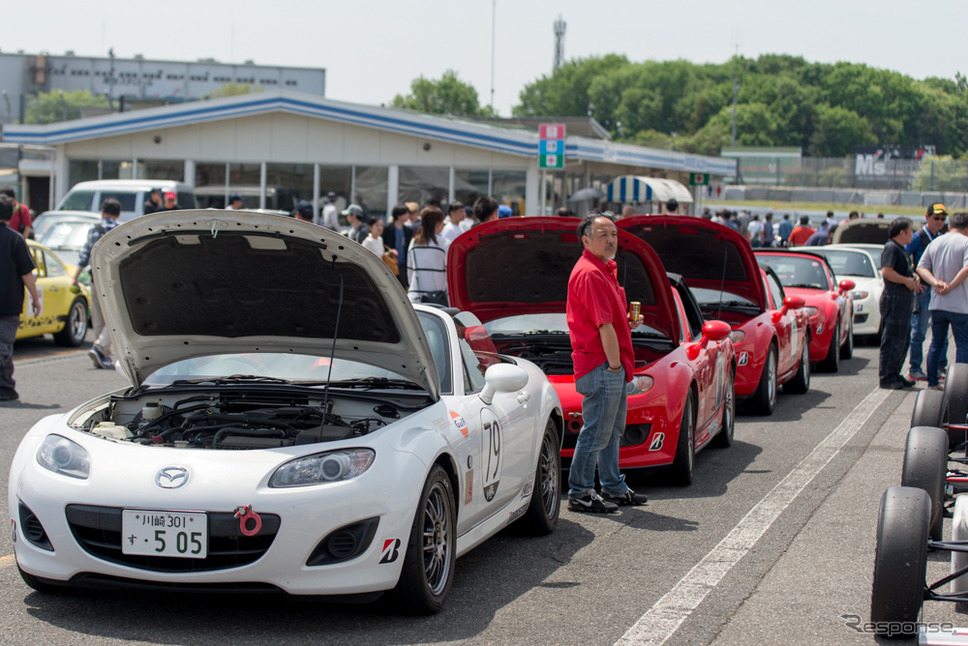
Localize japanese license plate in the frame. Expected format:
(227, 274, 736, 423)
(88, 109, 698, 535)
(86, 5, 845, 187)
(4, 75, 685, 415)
(121, 510, 208, 558)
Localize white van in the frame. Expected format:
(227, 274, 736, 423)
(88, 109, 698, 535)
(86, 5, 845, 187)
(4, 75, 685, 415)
(56, 180, 196, 222)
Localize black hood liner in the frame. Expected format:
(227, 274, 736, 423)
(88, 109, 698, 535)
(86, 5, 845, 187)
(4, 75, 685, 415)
(462, 229, 656, 305)
(118, 233, 400, 343)
(622, 222, 750, 284)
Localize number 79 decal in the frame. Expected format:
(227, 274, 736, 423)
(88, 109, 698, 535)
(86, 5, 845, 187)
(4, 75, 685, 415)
(482, 419, 503, 502)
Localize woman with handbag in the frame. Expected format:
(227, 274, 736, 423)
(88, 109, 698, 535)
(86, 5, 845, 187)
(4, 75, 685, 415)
(362, 217, 400, 277)
(407, 206, 449, 306)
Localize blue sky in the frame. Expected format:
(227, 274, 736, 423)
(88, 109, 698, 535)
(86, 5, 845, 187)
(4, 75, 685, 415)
(5, 0, 964, 117)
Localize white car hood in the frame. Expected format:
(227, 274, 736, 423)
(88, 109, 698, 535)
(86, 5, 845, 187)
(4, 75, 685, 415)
(91, 210, 439, 398)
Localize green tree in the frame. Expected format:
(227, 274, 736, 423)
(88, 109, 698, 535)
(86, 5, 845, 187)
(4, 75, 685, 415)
(514, 54, 630, 118)
(393, 70, 493, 117)
(807, 103, 876, 156)
(25, 90, 110, 124)
(912, 155, 967, 192)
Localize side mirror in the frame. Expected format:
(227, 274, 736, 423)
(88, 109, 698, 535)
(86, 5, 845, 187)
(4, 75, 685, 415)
(774, 294, 806, 322)
(838, 279, 856, 294)
(479, 363, 529, 405)
(686, 320, 731, 360)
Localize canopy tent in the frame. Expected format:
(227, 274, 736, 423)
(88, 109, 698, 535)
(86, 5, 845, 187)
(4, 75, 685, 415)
(604, 176, 694, 204)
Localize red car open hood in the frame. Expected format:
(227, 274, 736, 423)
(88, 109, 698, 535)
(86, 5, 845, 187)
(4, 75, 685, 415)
(617, 216, 766, 311)
(447, 217, 679, 344)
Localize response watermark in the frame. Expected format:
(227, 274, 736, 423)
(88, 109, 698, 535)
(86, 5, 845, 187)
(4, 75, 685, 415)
(842, 613, 955, 636)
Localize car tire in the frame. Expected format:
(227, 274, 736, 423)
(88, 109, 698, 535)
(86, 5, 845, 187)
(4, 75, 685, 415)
(870, 486, 930, 638)
(517, 419, 561, 535)
(783, 334, 810, 395)
(750, 345, 777, 415)
(670, 391, 695, 485)
(818, 323, 840, 373)
(390, 464, 456, 614)
(52, 297, 89, 347)
(911, 389, 946, 429)
(945, 365, 968, 448)
(901, 426, 948, 542)
(840, 318, 853, 360)
(712, 369, 735, 448)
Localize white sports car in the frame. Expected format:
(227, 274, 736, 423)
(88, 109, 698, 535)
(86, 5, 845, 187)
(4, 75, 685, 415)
(9, 210, 563, 614)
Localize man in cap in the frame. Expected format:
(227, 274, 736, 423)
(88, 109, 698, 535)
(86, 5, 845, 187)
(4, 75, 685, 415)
(143, 187, 163, 215)
(226, 193, 244, 210)
(906, 203, 950, 382)
(292, 200, 314, 222)
(319, 192, 340, 230)
(343, 204, 369, 244)
(162, 191, 181, 212)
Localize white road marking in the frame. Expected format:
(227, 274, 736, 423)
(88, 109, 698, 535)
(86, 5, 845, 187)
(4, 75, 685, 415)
(615, 387, 890, 646)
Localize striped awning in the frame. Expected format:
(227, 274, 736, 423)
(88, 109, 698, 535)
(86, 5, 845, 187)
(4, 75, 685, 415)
(605, 176, 694, 204)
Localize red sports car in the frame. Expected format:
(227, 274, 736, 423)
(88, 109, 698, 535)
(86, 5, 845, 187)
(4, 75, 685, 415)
(754, 250, 855, 372)
(447, 217, 735, 485)
(618, 216, 811, 415)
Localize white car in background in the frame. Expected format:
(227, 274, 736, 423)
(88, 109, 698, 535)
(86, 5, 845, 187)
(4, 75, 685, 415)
(799, 244, 885, 342)
(8, 210, 562, 614)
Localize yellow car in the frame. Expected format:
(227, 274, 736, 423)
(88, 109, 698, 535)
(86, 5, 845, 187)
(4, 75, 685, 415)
(16, 241, 91, 347)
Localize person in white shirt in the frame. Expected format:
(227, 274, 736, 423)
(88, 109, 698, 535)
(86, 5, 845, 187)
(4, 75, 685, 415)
(441, 201, 466, 244)
(226, 193, 244, 210)
(362, 217, 386, 257)
(319, 192, 340, 230)
(407, 206, 449, 305)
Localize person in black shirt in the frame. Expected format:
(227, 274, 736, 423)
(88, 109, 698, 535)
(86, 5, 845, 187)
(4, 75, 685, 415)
(879, 217, 920, 389)
(0, 196, 41, 401)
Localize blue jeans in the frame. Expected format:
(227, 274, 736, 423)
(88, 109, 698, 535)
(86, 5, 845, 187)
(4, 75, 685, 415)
(927, 310, 968, 387)
(911, 291, 948, 374)
(568, 362, 628, 498)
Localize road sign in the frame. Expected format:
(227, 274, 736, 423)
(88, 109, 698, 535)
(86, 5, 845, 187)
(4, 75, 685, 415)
(540, 154, 564, 169)
(689, 172, 710, 186)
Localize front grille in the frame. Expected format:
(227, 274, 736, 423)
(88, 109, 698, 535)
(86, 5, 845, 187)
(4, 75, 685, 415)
(66, 505, 280, 573)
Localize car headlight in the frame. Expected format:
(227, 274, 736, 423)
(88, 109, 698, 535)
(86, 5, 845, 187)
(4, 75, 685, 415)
(37, 434, 90, 480)
(269, 448, 375, 487)
(850, 290, 870, 300)
(729, 330, 746, 343)
(804, 306, 820, 318)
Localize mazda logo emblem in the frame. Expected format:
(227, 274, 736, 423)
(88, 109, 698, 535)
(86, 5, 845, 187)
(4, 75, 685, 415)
(156, 467, 189, 489)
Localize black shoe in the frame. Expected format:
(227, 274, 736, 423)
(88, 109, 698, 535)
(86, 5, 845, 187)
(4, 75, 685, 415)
(568, 491, 619, 513)
(0, 388, 19, 401)
(879, 381, 904, 390)
(900, 377, 916, 388)
(602, 489, 648, 506)
(89, 348, 104, 369)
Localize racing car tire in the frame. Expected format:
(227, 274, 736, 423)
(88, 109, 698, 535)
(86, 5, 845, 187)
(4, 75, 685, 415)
(945, 365, 968, 448)
(783, 334, 810, 395)
(911, 389, 946, 429)
(391, 464, 456, 615)
(870, 486, 930, 638)
(818, 323, 839, 373)
(712, 370, 735, 448)
(670, 391, 696, 485)
(52, 297, 89, 347)
(901, 426, 948, 542)
(517, 419, 561, 535)
(839, 318, 853, 360)
(750, 345, 777, 415)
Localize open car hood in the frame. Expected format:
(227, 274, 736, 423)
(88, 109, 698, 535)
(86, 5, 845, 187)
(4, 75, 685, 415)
(447, 217, 678, 343)
(617, 216, 766, 310)
(91, 210, 440, 398)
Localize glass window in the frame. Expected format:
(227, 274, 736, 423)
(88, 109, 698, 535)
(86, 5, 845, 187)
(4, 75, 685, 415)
(67, 160, 100, 187)
(765, 272, 785, 309)
(454, 311, 502, 393)
(43, 251, 66, 278)
(59, 190, 95, 211)
(354, 166, 388, 219)
(416, 310, 451, 394)
(399, 166, 451, 207)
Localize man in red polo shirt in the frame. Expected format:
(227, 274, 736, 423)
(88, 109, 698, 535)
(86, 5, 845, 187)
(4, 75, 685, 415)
(566, 211, 648, 512)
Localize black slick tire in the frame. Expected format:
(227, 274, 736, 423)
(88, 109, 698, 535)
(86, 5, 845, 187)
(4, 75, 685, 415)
(945, 365, 968, 448)
(53, 297, 89, 347)
(901, 426, 948, 542)
(911, 389, 946, 429)
(870, 486, 930, 638)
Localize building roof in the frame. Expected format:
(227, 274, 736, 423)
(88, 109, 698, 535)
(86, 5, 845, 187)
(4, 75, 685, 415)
(2, 90, 736, 176)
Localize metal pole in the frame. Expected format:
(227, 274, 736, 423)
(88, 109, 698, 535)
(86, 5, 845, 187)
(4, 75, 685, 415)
(490, 0, 496, 112)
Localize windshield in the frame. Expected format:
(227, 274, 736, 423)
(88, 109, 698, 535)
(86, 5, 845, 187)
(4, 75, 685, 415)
(485, 312, 671, 341)
(689, 287, 757, 307)
(59, 190, 95, 211)
(143, 353, 417, 388)
(810, 249, 875, 278)
(757, 255, 829, 290)
(38, 220, 93, 252)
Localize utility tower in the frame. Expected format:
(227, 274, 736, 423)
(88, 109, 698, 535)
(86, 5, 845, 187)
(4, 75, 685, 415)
(553, 16, 566, 71)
